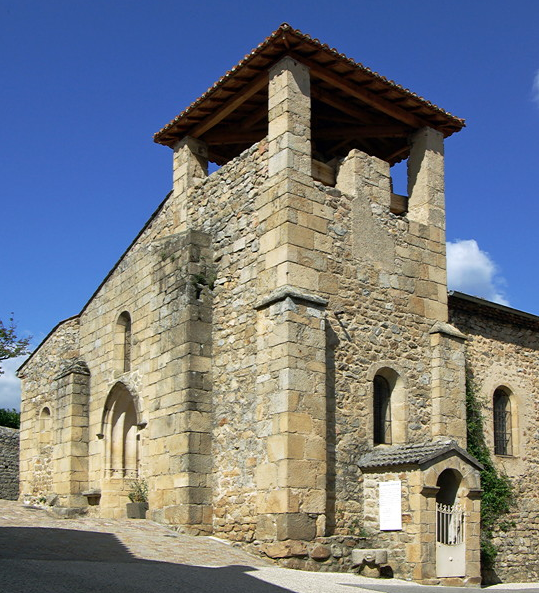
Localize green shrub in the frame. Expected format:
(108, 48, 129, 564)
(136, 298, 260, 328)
(0, 408, 20, 429)
(128, 479, 148, 503)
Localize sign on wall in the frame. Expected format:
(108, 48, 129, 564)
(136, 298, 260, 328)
(379, 480, 402, 530)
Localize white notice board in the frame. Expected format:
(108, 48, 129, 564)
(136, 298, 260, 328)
(379, 480, 402, 531)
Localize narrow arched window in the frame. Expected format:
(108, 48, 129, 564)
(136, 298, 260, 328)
(493, 388, 512, 455)
(116, 312, 132, 372)
(39, 407, 51, 445)
(373, 375, 392, 444)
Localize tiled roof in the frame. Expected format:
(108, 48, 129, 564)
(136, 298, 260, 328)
(449, 291, 539, 331)
(154, 23, 465, 159)
(358, 439, 482, 470)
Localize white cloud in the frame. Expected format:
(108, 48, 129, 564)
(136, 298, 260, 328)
(447, 239, 509, 306)
(0, 355, 28, 411)
(533, 70, 539, 107)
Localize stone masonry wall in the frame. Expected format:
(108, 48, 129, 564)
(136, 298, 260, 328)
(0, 426, 19, 500)
(314, 148, 451, 537)
(18, 317, 80, 499)
(186, 142, 268, 540)
(450, 305, 539, 582)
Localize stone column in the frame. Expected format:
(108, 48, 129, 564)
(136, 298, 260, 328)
(255, 288, 328, 541)
(254, 57, 330, 542)
(172, 136, 208, 232)
(429, 322, 467, 447)
(268, 56, 311, 178)
(257, 57, 331, 297)
(417, 485, 439, 583)
(406, 128, 448, 322)
(407, 127, 445, 229)
(464, 487, 482, 586)
(52, 361, 90, 507)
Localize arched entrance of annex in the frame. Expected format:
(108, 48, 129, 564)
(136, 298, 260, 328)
(99, 382, 140, 516)
(435, 468, 465, 578)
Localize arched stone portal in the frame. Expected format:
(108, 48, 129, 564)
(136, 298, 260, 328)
(99, 382, 140, 518)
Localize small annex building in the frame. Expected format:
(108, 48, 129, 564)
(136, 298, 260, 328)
(17, 24, 539, 586)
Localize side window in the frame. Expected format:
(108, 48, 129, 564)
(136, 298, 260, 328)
(373, 375, 392, 445)
(493, 388, 512, 456)
(115, 312, 132, 373)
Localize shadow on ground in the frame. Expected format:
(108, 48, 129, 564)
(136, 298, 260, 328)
(0, 526, 291, 593)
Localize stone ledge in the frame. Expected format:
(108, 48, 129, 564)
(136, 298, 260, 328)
(254, 285, 328, 310)
(429, 321, 467, 340)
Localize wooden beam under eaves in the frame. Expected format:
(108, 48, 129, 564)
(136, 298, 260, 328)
(311, 87, 379, 124)
(313, 124, 410, 140)
(294, 53, 427, 129)
(204, 129, 266, 145)
(188, 72, 269, 138)
(240, 103, 268, 130)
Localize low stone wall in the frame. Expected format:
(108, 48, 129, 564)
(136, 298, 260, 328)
(247, 536, 380, 573)
(0, 426, 19, 500)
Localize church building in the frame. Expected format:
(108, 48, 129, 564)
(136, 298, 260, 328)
(18, 24, 539, 586)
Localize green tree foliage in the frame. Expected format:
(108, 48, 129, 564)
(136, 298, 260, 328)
(0, 314, 31, 374)
(0, 408, 20, 429)
(466, 373, 513, 569)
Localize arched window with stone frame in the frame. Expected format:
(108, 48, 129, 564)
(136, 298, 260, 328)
(371, 366, 407, 446)
(373, 375, 392, 444)
(115, 312, 132, 373)
(493, 387, 513, 456)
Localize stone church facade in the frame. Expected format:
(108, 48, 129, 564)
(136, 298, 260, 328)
(17, 25, 539, 585)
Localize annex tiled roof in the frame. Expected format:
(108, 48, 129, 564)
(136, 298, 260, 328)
(154, 24, 465, 165)
(358, 439, 482, 471)
(449, 291, 539, 331)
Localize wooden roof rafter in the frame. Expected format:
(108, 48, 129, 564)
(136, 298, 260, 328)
(187, 72, 268, 139)
(313, 124, 411, 140)
(292, 53, 428, 129)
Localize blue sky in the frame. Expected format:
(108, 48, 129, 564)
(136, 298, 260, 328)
(1, 0, 538, 408)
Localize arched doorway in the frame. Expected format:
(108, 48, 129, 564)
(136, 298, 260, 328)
(101, 383, 139, 478)
(436, 468, 465, 578)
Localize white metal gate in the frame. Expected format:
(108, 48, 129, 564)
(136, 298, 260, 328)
(436, 502, 465, 577)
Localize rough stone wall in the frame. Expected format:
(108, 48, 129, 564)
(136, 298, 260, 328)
(19, 317, 80, 499)
(450, 306, 539, 582)
(0, 426, 19, 500)
(313, 148, 452, 536)
(186, 142, 268, 540)
(361, 469, 415, 578)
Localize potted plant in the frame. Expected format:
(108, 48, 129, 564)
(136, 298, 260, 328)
(126, 478, 148, 519)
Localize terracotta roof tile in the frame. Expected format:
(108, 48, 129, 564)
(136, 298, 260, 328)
(358, 439, 482, 470)
(154, 23, 464, 148)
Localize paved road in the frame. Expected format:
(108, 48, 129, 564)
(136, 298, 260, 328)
(1, 500, 537, 593)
